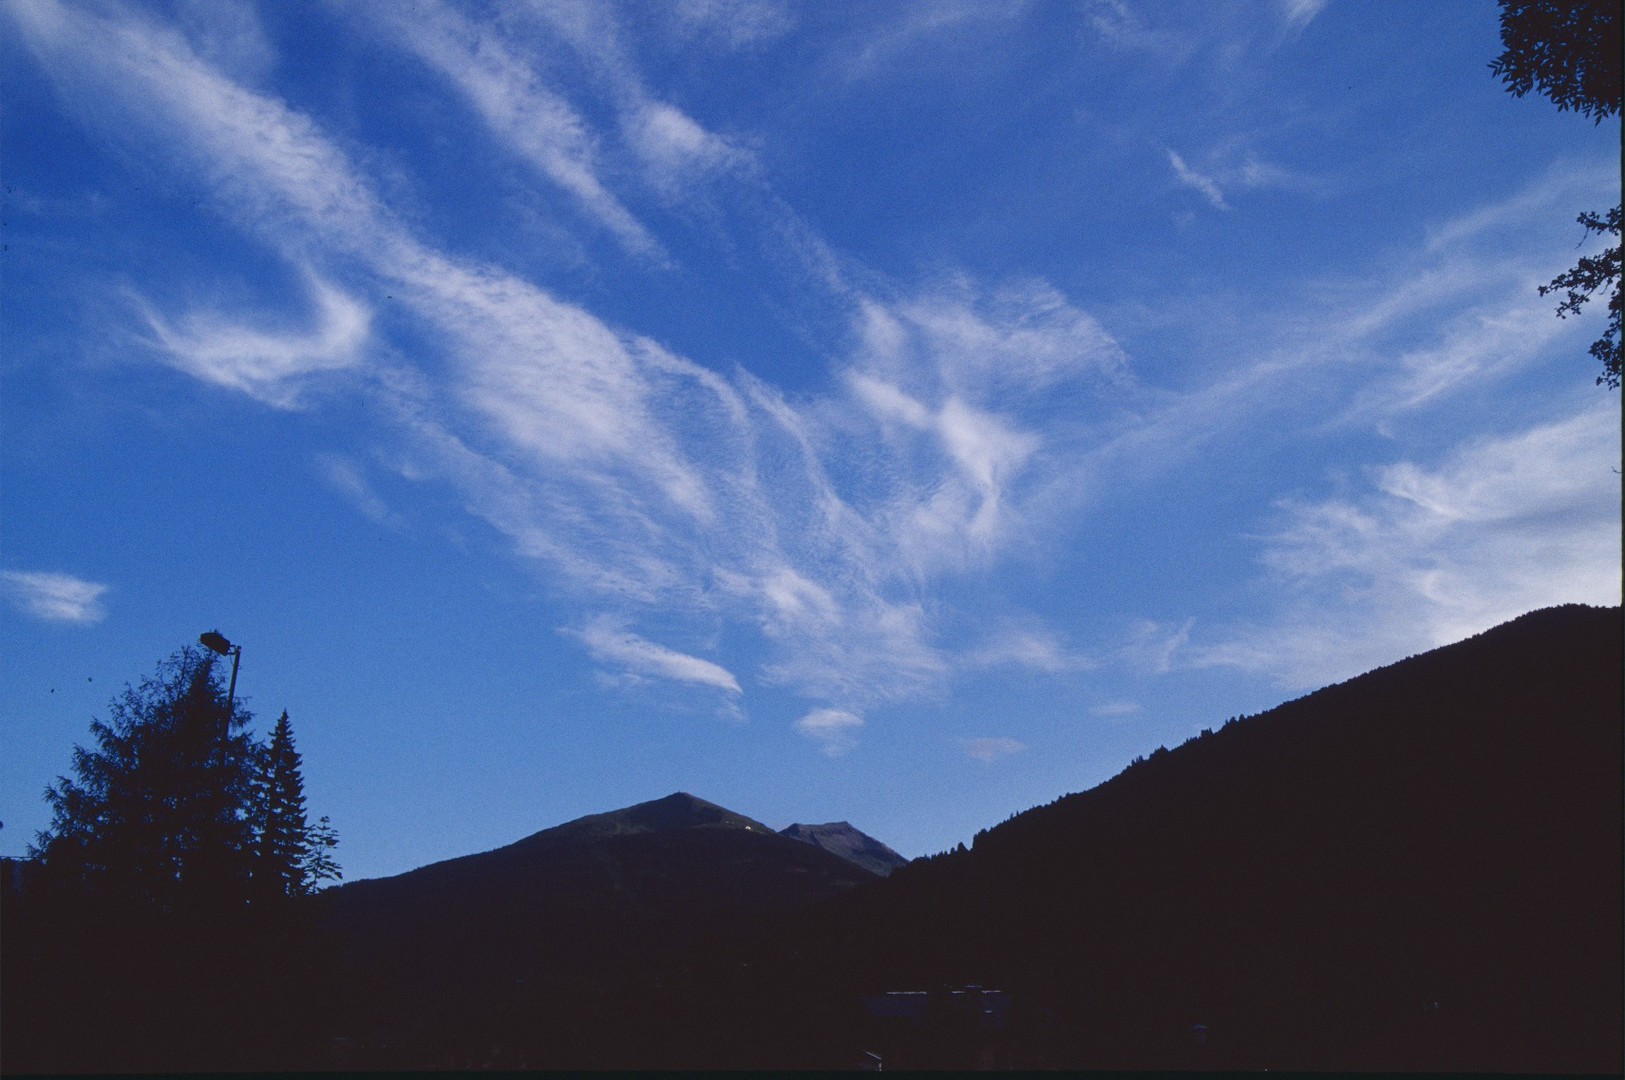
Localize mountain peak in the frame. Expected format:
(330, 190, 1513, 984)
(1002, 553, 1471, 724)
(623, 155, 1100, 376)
(622, 792, 773, 834)
(508, 792, 775, 852)
(781, 821, 909, 877)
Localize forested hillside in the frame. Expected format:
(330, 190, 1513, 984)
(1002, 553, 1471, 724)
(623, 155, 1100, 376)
(783, 604, 1623, 1071)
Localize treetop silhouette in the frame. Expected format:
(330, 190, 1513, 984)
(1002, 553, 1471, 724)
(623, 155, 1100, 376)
(1490, 0, 1622, 387)
(29, 644, 339, 912)
(31, 646, 258, 913)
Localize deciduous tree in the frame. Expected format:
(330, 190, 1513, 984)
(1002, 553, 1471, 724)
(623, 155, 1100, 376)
(1490, 0, 1622, 387)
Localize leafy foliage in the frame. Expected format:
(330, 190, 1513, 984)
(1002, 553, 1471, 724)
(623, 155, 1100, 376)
(1540, 205, 1623, 387)
(1489, 1, 1622, 386)
(1489, 0, 1622, 121)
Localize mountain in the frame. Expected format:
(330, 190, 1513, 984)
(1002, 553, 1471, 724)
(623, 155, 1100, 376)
(784, 605, 1623, 1072)
(321, 792, 879, 1068)
(506, 789, 777, 847)
(780, 822, 908, 877)
(260, 606, 1622, 1070)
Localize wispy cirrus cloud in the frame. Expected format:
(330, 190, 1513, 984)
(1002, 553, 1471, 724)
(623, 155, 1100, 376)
(1281, 0, 1330, 30)
(1, 570, 109, 624)
(793, 707, 863, 756)
(316, 453, 397, 526)
(1161, 138, 1325, 213)
(570, 619, 741, 695)
(11, 0, 1615, 765)
(832, 0, 1026, 82)
(1167, 149, 1230, 210)
(1084, 0, 1193, 59)
(1422, 159, 1619, 254)
(358, 0, 664, 260)
(137, 271, 370, 407)
(623, 100, 750, 199)
(12, 6, 1124, 729)
(663, 0, 794, 50)
(1071, 163, 1618, 498)
(1195, 401, 1622, 688)
(959, 735, 1025, 762)
(841, 281, 1134, 579)
(516, 1, 758, 201)
(173, 0, 276, 82)
(1119, 617, 1195, 674)
(362, 0, 753, 228)
(967, 623, 1094, 673)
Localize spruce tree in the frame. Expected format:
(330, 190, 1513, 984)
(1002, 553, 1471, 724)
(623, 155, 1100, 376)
(31, 646, 258, 913)
(251, 711, 340, 899)
(18, 646, 342, 1072)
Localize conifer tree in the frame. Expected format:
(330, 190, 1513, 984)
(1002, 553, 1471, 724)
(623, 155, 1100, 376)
(31, 646, 258, 913)
(251, 711, 341, 899)
(302, 813, 342, 891)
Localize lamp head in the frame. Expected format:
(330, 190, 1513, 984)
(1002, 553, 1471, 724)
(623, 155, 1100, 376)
(199, 631, 234, 656)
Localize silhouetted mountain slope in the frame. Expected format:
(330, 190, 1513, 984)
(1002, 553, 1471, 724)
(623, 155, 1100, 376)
(315, 608, 1620, 1070)
(323, 792, 876, 1067)
(781, 821, 908, 876)
(787, 604, 1623, 1072)
(507, 790, 777, 849)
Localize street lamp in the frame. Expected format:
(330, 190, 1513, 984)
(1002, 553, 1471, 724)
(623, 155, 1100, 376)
(199, 630, 243, 719)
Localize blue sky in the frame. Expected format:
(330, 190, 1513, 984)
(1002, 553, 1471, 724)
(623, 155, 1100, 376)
(2, 0, 1618, 880)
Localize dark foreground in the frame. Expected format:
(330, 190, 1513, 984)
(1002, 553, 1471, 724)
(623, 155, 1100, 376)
(3, 605, 1619, 1072)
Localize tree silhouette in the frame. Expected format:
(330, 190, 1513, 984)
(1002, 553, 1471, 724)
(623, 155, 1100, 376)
(1540, 205, 1622, 388)
(30, 646, 258, 913)
(1490, 0, 1622, 120)
(1489, 0, 1622, 387)
(251, 710, 341, 899)
(12, 645, 346, 1072)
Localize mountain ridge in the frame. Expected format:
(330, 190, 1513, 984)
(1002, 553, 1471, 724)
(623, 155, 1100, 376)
(318, 603, 1620, 1070)
(789, 603, 1622, 1071)
(336, 791, 783, 887)
(322, 787, 882, 1067)
(780, 821, 908, 877)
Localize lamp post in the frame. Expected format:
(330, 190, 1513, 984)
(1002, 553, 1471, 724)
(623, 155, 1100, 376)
(199, 630, 242, 719)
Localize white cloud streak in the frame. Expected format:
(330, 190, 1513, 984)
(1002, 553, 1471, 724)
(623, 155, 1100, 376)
(968, 624, 1094, 673)
(13, 6, 1109, 722)
(10, 0, 1616, 757)
(1167, 149, 1230, 210)
(138, 271, 370, 407)
(664, 0, 794, 50)
(360, 0, 664, 260)
(1084, 0, 1193, 61)
(571, 619, 742, 695)
(1, 571, 109, 624)
(1196, 402, 1623, 688)
(1281, 0, 1329, 30)
(959, 735, 1025, 762)
(834, 0, 1027, 82)
(1120, 617, 1195, 674)
(369, 0, 753, 219)
(793, 707, 863, 756)
(317, 454, 396, 525)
